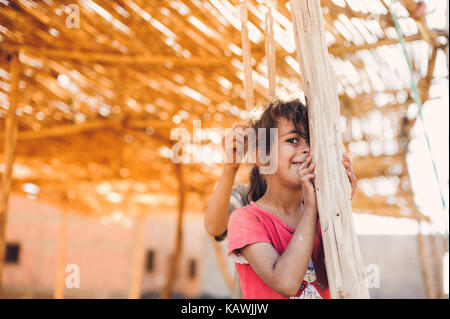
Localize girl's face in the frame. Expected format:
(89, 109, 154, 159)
(272, 117, 310, 188)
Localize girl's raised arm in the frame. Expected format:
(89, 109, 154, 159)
(204, 124, 249, 237)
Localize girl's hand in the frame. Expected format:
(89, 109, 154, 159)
(224, 124, 249, 169)
(297, 155, 317, 214)
(342, 153, 357, 199)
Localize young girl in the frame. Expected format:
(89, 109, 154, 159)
(227, 98, 357, 299)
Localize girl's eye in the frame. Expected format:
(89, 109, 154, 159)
(287, 138, 299, 144)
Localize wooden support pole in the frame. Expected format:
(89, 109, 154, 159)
(0, 120, 111, 140)
(265, 6, 276, 98)
(328, 33, 422, 55)
(129, 213, 147, 299)
(0, 53, 20, 294)
(160, 163, 185, 299)
(429, 234, 443, 299)
(54, 211, 68, 299)
(289, 0, 369, 298)
(415, 212, 435, 298)
(0, 119, 173, 147)
(240, 0, 254, 111)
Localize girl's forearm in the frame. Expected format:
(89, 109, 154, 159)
(272, 211, 318, 295)
(204, 164, 239, 236)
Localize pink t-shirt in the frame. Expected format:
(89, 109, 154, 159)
(227, 201, 330, 299)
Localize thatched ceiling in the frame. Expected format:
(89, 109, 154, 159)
(1, 0, 447, 221)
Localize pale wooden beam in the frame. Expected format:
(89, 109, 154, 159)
(328, 34, 422, 55)
(414, 203, 436, 298)
(429, 234, 444, 299)
(290, 0, 369, 298)
(240, 0, 255, 111)
(1, 32, 445, 69)
(418, 46, 439, 103)
(0, 53, 20, 294)
(0, 43, 231, 66)
(0, 119, 173, 146)
(253, 31, 443, 59)
(0, 120, 111, 140)
(265, 6, 276, 98)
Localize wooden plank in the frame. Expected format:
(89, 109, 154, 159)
(265, 7, 276, 98)
(0, 120, 112, 140)
(415, 207, 436, 298)
(0, 43, 230, 66)
(240, 0, 254, 111)
(289, 0, 369, 298)
(0, 53, 20, 294)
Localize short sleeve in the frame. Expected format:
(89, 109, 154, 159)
(227, 208, 271, 257)
(214, 184, 250, 242)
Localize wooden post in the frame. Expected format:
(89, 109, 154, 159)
(0, 53, 20, 294)
(129, 212, 147, 299)
(415, 215, 435, 298)
(265, 6, 276, 98)
(240, 0, 254, 111)
(429, 234, 443, 299)
(289, 0, 369, 298)
(160, 163, 185, 299)
(54, 211, 68, 299)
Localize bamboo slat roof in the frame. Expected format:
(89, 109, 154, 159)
(1, 0, 447, 221)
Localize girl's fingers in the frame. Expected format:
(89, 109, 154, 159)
(347, 169, 357, 183)
(297, 159, 314, 172)
(298, 162, 315, 176)
(342, 159, 350, 168)
(298, 155, 313, 170)
(301, 173, 315, 184)
(346, 169, 357, 193)
(343, 154, 353, 167)
(307, 161, 316, 173)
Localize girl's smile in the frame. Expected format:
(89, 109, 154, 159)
(273, 118, 311, 187)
